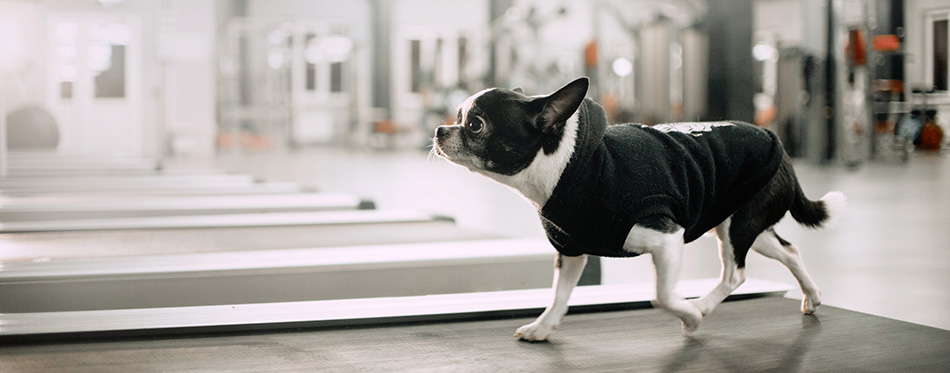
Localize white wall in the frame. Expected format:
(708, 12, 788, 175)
(0, 2, 45, 111)
(160, 0, 218, 157)
(754, 0, 804, 45)
(0, 0, 219, 158)
(0, 0, 163, 157)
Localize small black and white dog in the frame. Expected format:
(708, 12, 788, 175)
(433, 77, 845, 341)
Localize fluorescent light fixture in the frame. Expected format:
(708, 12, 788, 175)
(753, 43, 775, 62)
(612, 57, 633, 77)
(97, 0, 123, 8)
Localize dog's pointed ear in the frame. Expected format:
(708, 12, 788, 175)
(534, 77, 588, 135)
(511, 87, 525, 95)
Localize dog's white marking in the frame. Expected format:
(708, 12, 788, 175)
(484, 110, 579, 208)
(458, 88, 495, 125)
(515, 254, 588, 341)
(819, 191, 847, 229)
(620, 224, 704, 333)
(620, 225, 704, 332)
(621, 225, 684, 256)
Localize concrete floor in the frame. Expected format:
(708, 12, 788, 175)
(177, 146, 950, 331)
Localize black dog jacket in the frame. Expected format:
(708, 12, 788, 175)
(539, 99, 784, 258)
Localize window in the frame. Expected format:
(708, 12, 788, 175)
(934, 19, 947, 91)
(926, 10, 950, 92)
(54, 22, 77, 99)
(89, 22, 129, 98)
(330, 62, 344, 92)
(305, 33, 317, 92)
(458, 36, 468, 79)
(410, 39, 421, 93)
(406, 33, 468, 94)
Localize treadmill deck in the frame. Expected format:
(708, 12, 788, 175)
(1, 297, 947, 372)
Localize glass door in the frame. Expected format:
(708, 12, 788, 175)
(48, 14, 142, 156)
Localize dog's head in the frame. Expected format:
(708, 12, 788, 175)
(433, 77, 589, 177)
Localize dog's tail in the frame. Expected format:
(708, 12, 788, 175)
(789, 189, 847, 229)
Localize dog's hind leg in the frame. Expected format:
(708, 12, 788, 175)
(752, 229, 822, 314)
(690, 218, 747, 317)
(515, 253, 588, 341)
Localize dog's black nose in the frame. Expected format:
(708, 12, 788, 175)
(435, 126, 449, 138)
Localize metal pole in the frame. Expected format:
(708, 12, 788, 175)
(370, 0, 393, 114)
(823, 0, 837, 162)
(1, 73, 8, 177)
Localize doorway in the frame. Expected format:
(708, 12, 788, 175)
(47, 14, 143, 156)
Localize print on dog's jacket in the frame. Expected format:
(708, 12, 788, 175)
(539, 99, 784, 257)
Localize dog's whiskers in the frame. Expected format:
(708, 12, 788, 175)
(426, 141, 441, 164)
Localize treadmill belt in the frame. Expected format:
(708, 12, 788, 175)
(0, 221, 498, 262)
(0, 297, 946, 371)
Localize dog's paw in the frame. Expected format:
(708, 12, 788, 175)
(802, 291, 822, 314)
(688, 298, 711, 317)
(515, 322, 557, 342)
(653, 299, 703, 334)
(680, 307, 703, 334)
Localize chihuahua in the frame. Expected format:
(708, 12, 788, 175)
(433, 77, 845, 341)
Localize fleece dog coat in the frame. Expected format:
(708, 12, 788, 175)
(539, 99, 784, 258)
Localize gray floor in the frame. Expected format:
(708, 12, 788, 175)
(171, 146, 950, 331)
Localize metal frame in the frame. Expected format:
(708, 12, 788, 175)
(3, 168, 224, 178)
(0, 277, 791, 340)
(0, 210, 449, 232)
(0, 238, 556, 313)
(0, 173, 255, 192)
(0, 193, 372, 221)
(5, 153, 160, 171)
(0, 238, 549, 279)
(1, 181, 311, 197)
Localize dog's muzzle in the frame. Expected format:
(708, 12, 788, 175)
(435, 126, 452, 139)
(433, 125, 468, 163)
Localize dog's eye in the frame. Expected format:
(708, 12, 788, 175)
(468, 118, 484, 133)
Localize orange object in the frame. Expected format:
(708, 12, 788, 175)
(919, 121, 944, 151)
(872, 79, 904, 95)
(584, 40, 598, 67)
(755, 106, 777, 128)
(874, 120, 895, 134)
(374, 120, 397, 134)
(872, 34, 900, 51)
(847, 29, 866, 65)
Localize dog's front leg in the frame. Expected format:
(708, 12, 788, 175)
(515, 253, 587, 341)
(649, 233, 704, 333)
(624, 224, 703, 333)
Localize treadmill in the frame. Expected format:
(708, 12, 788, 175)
(0, 193, 375, 221)
(0, 162, 786, 341)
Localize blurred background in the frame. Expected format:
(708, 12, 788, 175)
(1, 0, 946, 161)
(0, 0, 948, 338)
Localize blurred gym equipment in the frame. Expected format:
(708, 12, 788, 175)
(5, 106, 59, 150)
